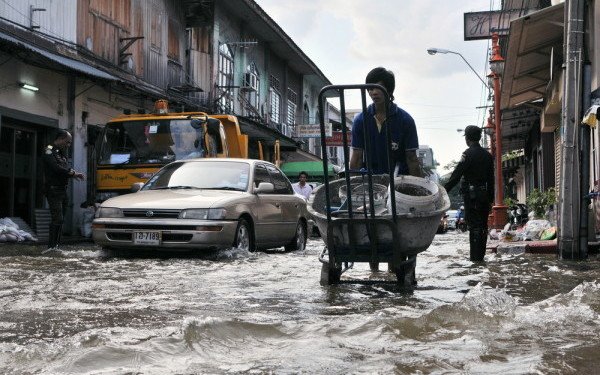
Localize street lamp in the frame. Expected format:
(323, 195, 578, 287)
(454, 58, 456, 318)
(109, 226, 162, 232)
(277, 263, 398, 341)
(428, 36, 507, 229)
(488, 33, 507, 229)
(427, 47, 490, 90)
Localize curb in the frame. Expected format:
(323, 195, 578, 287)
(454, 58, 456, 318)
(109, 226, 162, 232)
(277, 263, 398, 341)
(488, 239, 557, 255)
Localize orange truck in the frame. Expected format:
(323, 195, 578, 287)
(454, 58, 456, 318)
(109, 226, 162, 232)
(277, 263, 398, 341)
(95, 100, 250, 201)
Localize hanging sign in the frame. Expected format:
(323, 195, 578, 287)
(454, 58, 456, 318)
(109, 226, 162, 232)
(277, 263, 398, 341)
(464, 10, 530, 40)
(325, 131, 352, 147)
(296, 123, 332, 138)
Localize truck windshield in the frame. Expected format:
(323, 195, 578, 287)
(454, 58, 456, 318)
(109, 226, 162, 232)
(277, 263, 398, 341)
(98, 119, 205, 165)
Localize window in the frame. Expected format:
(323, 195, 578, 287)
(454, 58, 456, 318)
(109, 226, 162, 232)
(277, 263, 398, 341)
(328, 147, 337, 159)
(269, 87, 281, 124)
(287, 90, 297, 126)
(287, 101, 297, 136)
(267, 166, 293, 194)
(245, 63, 260, 109)
(168, 19, 180, 60)
(218, 43, 234, 113)
(190, 27, 210, 53)
(253, 164, 272, 189)
(90, 0, 131, 28)
(149, 5, 162, 49)
(303, 102, 310, 124)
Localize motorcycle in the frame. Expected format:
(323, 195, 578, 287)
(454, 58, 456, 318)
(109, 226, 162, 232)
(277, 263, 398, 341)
(508, 203, 528, 230)
(456, 217, 467, 232)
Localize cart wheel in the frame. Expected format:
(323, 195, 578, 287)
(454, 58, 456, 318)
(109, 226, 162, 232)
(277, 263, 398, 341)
(320, 262, 341, 286)
(394, 264, 416, 291)
(387, 262, 394, 273)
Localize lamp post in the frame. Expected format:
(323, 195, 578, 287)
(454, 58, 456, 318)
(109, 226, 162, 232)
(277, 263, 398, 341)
(428, 36, 507, 229)
(488, 33, 507, 229)
(427, 47, 491, 90)
(483, 110, 495, 158)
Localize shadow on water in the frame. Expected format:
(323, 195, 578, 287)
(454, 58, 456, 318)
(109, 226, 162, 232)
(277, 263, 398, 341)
(82, 245, 292, 262)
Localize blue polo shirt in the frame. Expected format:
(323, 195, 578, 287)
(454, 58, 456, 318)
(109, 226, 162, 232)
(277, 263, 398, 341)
(351, 102, 419, 175)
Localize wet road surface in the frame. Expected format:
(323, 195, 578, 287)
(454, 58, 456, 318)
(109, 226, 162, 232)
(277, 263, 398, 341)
(1, 232, 600, 374)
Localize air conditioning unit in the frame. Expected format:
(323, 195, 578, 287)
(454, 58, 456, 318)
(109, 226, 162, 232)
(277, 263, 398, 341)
(243, 72, 258, 91)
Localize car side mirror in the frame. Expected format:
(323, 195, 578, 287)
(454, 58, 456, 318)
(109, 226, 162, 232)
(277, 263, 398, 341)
(131, 182, 144, 192)
(254, 182, 274, 194)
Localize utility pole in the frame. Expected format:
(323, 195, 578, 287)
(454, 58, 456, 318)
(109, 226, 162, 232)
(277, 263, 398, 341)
(559, 0, 584, 259)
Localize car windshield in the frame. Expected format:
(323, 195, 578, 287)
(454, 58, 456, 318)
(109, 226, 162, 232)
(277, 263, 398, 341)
(143, 161, 250, 191)
(98, 119, 206, 165)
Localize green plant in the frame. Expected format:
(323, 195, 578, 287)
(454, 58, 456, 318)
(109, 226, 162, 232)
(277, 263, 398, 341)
(503, 197, 517, 207)
(526, 188, 557, 219)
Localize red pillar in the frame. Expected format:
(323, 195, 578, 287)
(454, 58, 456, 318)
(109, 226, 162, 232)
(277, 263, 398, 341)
(489, 33, 507, 229)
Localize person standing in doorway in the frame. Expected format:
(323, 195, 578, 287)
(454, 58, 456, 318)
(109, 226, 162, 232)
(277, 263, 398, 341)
(349, 66, 422, 287)
(444, 125, 494, 261)
(42, 130, 85, 253)
(292, 171, 313, 200)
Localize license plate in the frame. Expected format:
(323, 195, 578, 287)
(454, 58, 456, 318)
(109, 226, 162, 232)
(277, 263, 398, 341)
(133, 231, 161, 245)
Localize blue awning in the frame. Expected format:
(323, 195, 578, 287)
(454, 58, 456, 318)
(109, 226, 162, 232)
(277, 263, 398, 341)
(0, 31, 118, 81)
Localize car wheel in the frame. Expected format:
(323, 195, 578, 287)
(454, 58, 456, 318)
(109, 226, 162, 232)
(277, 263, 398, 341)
(234, 218, 255, 252)
(285, 221, 307, 252)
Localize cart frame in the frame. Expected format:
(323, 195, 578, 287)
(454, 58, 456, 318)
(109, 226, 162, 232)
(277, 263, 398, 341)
(317, 84, 411, 285)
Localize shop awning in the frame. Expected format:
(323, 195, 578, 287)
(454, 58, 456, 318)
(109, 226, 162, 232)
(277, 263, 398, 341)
(237, 116, 298, 149)
(281, 148, 321, 162)
(0, 31, 118, 81)
(280, 161, 336, 180)
(500, 3, 564, 110)
(498, 3, 563, 152)
(500, 105, 541, 152)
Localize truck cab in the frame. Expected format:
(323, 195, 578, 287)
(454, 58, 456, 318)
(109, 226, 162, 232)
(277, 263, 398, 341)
(95, 100, 248, 201)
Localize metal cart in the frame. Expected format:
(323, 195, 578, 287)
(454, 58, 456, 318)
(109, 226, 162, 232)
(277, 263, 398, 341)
(309, 84, 448, 286)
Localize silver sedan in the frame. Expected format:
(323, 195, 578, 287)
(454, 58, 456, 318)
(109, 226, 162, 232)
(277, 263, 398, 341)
(93, 159, 308, 252)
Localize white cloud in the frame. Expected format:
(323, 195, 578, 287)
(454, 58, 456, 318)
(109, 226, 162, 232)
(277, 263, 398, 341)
(255, 0, 496, 174)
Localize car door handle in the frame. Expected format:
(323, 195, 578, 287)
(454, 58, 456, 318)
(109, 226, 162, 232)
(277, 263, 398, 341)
(275, 203, 280, 208)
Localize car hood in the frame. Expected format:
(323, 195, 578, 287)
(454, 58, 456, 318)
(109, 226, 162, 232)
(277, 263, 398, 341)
(101, 189, 248, 209)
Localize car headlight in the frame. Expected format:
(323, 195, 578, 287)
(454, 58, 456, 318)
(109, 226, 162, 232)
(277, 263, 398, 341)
(95, 207, 123, 218)
(179, 208, 227, 220)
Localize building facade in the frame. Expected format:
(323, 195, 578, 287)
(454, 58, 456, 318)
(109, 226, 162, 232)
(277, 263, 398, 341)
(0, 0, 331, 235)
(496, 0, 600, 242)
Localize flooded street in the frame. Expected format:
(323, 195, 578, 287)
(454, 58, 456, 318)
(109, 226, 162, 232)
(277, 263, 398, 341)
(1, 233, 600, 374)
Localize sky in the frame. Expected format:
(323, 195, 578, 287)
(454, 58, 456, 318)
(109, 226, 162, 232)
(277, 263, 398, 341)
(254, 0, 498, 175)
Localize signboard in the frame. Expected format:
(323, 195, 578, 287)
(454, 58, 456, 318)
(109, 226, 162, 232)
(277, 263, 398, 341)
(325, 131, 352, 147)
(464, 10, 530, 40)
(296, 123, 332, 138)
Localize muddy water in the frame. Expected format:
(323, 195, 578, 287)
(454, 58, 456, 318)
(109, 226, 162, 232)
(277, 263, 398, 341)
(1, 233, 599, 374)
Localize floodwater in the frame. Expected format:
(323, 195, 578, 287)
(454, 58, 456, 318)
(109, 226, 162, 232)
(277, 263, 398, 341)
(1, 232, 600, 374)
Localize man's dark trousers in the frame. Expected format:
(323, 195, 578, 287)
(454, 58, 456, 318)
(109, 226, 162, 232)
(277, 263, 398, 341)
(464, 192, 490, 261)
(46, 186, 67, 248)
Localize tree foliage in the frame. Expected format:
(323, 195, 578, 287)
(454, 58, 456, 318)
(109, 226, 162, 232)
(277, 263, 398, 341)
(526, 188, 557, 219)
(439, 176, 462, 209)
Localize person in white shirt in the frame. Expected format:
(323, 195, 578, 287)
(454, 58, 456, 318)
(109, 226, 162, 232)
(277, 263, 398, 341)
(292, 171, 313, 200)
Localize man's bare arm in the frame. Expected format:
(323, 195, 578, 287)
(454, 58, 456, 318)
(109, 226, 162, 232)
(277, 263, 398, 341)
(406, 149, 423, 177)
(349, 148, 363, 170)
